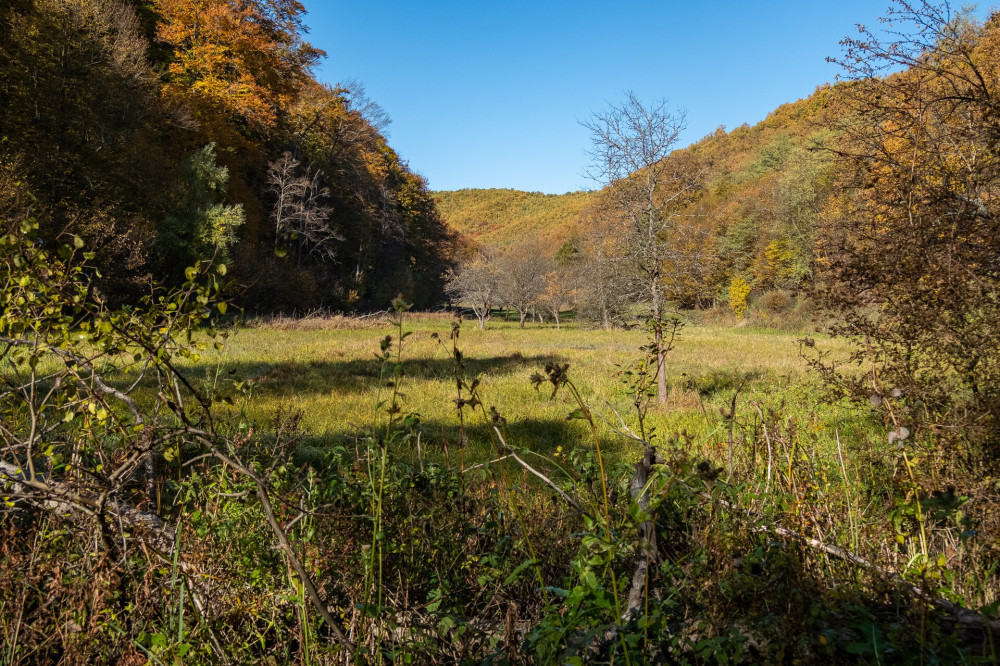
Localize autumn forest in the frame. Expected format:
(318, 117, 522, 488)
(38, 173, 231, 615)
(5, 0, 1000, 664)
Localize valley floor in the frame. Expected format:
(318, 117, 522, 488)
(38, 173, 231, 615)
(195, 314, 856, 466)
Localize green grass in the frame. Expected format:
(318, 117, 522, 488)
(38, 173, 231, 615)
(11, 311, 998, 661)
(182, 313, 861, 467)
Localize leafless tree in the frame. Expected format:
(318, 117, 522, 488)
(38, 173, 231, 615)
(267, 152, 341, 265)
(574, 201, 634, 329)
(582, 91, 704, 403)
(496, 243, 551, 328)
(445, 250, 501, 329)
(337, 78, 392, 135)
(537, 265, 578, 329)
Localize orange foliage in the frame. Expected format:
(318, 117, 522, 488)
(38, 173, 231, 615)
(154, 0, 321, 135)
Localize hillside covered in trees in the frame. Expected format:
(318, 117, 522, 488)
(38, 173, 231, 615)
(437, 83, 844, 317)
(434, 188, 594, 255)
(0, 0, 456, 311)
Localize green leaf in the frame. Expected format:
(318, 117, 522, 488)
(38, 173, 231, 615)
(502, 559, 536, 586)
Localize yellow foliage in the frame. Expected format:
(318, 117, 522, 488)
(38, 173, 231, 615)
(433, 189, 593, 254)
(154, 0, 318, 134)
(729, 276, 751, 318)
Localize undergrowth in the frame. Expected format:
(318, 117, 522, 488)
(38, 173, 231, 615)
(2, 275, 999, 663)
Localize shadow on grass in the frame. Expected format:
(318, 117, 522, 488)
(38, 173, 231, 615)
(113, 352, 564, 400)
(303, 416, 578, 457)
(220, 353, 563, 397)
(255, 415, 627, 475)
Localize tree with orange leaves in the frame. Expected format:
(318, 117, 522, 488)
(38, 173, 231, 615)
(154, 0, 322, 136)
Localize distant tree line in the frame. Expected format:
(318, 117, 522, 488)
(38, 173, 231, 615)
(0, 0, 456, 311)
(441, 94, 841, 327)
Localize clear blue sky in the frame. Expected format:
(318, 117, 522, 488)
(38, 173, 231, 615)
(300, 1, 966, 194)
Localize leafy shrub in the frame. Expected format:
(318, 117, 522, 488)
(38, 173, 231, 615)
(728, 276, 751, 319)
(815, 3, 1000, 463)
(759, 289, 793, 315)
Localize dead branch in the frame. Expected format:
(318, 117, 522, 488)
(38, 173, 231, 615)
(207, 448, 356, 655)
(700, 488, 1000, 634)
(492, 427, 589, 518)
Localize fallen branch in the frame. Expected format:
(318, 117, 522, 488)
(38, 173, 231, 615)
(492, 427, 589, 518)
(0, 460, 173, 551)
(207, 447, 357, 655)
(462, 454, 514, 473)
(699, 488, 1000, 634)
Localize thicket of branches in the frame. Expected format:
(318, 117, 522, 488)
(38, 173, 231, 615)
(811, 1, 1000, 461)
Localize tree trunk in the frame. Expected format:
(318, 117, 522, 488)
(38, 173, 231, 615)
(652, 277, 668, 405)
(519, 310, 526, 328)
(554, 309, 560, 329)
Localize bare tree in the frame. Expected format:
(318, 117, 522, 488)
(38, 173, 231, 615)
(538, 265, 578, 329)
(574, 201, 634, 329)
(446, 250, 501, 329)
(267, 152, 341, 265)
(582, 92, 704, 403)
(496, 243, 550, 328)
(337, 78, 392, 134)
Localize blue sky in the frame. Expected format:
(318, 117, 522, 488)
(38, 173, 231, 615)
(300, 2, 960, 194)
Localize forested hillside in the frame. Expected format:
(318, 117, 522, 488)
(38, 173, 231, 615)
(438, 84, 844, 312)
(0, 0, 456, 311)
(434, 188, 593, 255)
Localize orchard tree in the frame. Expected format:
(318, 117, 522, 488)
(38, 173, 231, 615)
(446, 251, 500, 329)
(574, 206, 631, 329)
(583, 92, 704, 402)
(538, 266, 578, 329)
(496, 243, 550, 328)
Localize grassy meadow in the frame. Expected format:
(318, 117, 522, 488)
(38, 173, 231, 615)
(195, 314, 1000, 626)
(190, 313, 863, 469)
(10, 308, 1000, 662)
